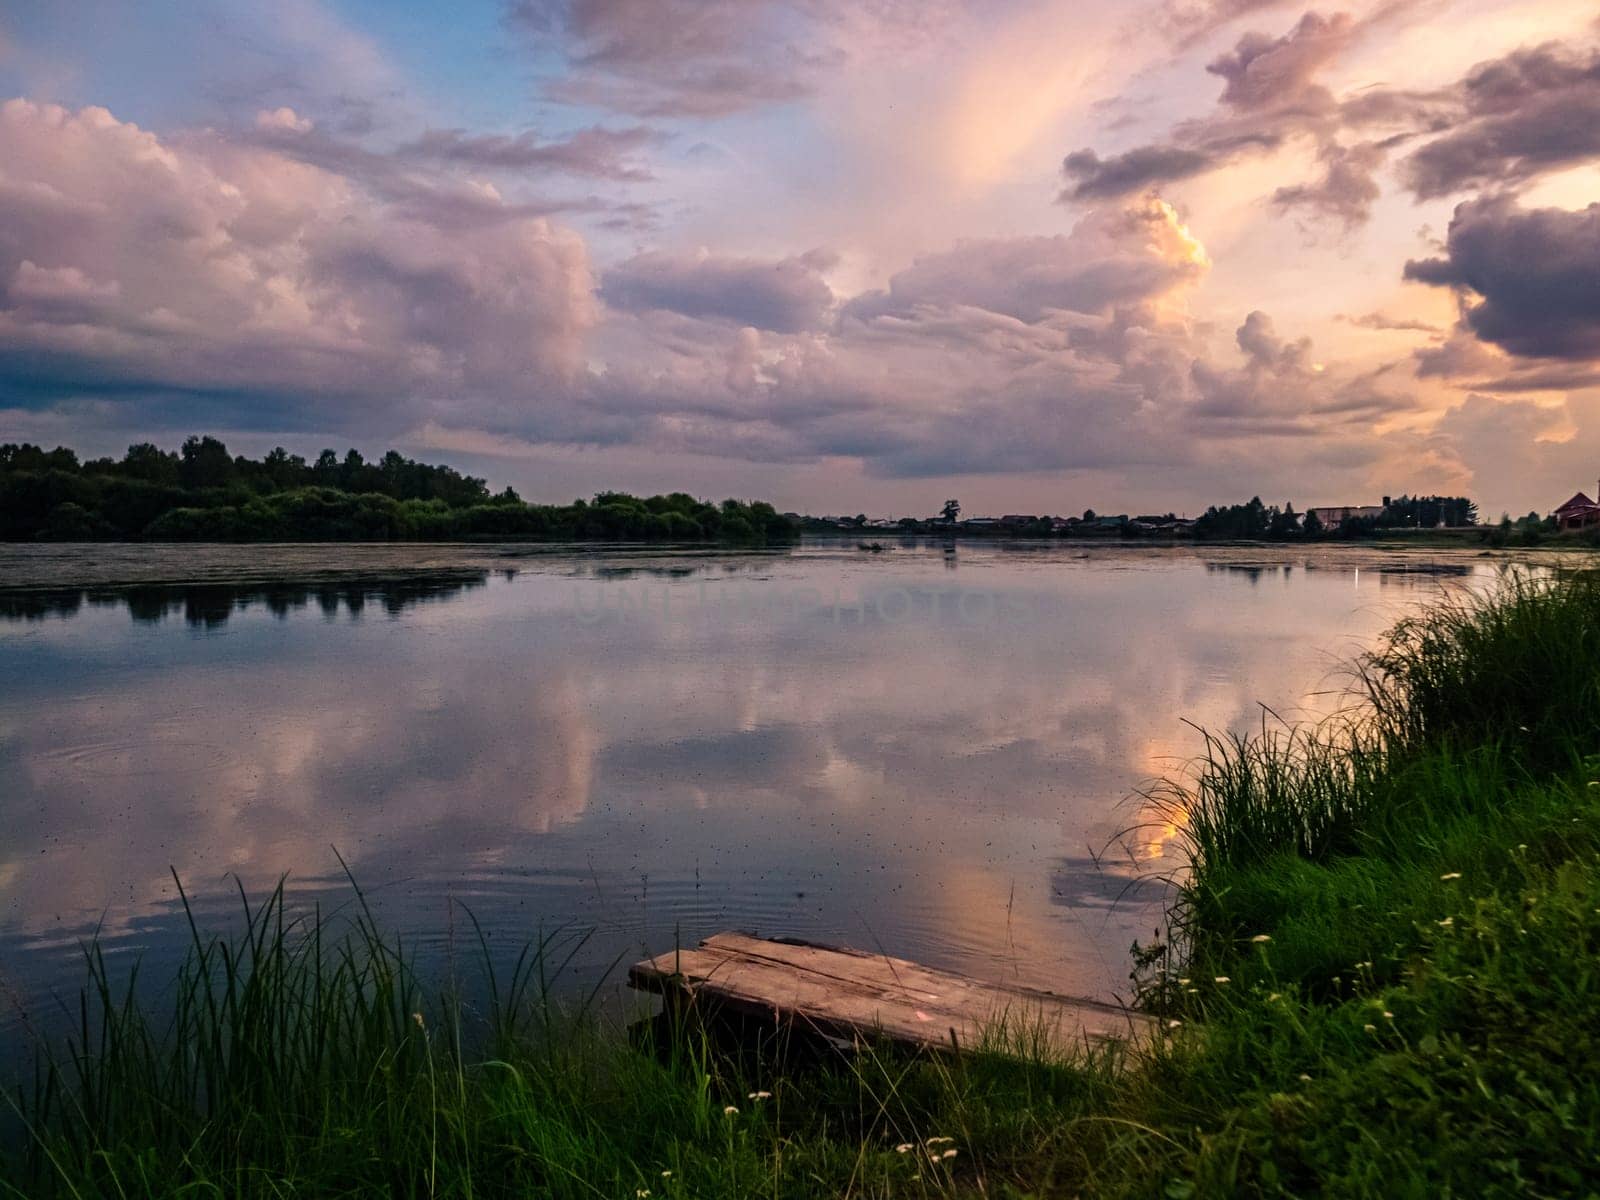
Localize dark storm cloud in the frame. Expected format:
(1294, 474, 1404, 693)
(1400, 44, 1600, 198)
(1404, 196, 1600, 360)
(600, 249, 836, 332)
(1060, 145, 1220, 200)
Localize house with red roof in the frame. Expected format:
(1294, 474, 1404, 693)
(1554, 490, 1600, 530)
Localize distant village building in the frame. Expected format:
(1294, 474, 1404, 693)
(999, 514, 1039, 526)
(1306, 505, 1386, 529)
(1554, 490, 1600, 530)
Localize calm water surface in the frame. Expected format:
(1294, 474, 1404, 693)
(0, 540, 1521, 1042)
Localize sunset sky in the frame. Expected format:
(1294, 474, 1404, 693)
(2, 0, 1597, 517)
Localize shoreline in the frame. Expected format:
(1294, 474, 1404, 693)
(0, 536, 1589, 595)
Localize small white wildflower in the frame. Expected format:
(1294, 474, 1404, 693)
(1167, 1018, 1183, 1029)
(1250, 934, 1272, 943)
(1363, 1023, 1377, 1033)
(1178, 978, 1191, 985)
(1437, 917, 1453, 927)
(1268, 993, 1281, 1002)
(1298, 1073, 1312, 1082)
(661, 1170, 672, 1178)
(925, 1137, 954, 1146)
(411, 1012, 425, 1030)
(1440, 872, 1462, 881)
(723, 1105, 739, 1116)
(747, 1091, 772, 1100)
(1213, 976, 1231, 984)
(942, 1149, 959, 1160)
(895, 1143, 914, 1154)
(1382, 1011, 1394, 1019)
(636, 1191, 650, 1198)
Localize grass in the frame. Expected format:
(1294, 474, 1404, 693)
(7, 572, 1600, 1196)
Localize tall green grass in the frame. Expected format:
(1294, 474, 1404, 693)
(3, 868, 1148, 1198)
(7, 571, 1600, 1197)
(1165, 571, 1600, 904)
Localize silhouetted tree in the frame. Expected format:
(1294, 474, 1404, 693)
(121, 443, 181, 486)
(178, 436, 235, 490)
(1269, 502, 1300, 537)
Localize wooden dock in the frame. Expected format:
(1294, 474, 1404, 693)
(629, 932, 1147, 1055)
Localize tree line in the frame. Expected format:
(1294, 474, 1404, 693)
(0, 438, 795, 544)
(1192, 494, 1479, 540)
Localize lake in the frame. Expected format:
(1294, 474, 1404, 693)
(0, 539, 1524, 1043)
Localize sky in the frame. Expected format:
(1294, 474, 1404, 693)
(1, 0, 1597, 517)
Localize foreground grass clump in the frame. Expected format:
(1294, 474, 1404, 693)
(2, 879, 1150, 1198)
(7, 572, 1600, 1197)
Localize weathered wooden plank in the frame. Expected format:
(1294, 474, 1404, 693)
(629, 932, 1147, 1055)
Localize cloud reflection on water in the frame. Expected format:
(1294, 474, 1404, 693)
(0, 543, 1506, 1027)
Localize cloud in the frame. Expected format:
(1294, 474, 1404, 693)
(423, 198, 1223, 477)
(1189, 310, 1417, 434)
(562, 198, 1410, 485)
(1404, 196, 1600, 360)
(1340, 310, 1442, 333)
(600, 248, 835, 332)
(1161, 0, 1291, 51)
(240, 112, 649, 229)
(0, 98, 595, 426)
(1401, 43, 1600, 199)
(398, 124, 664, 181)
(1060, 145, 1219, 201)
(1060, 11, 1359, 209)
(1433, 390, 1600, 517)
(256, 106, 315, 134)
(1204, 10, 1354, 114)
(1068, 13, 1600, 237)
(847, 200, 1210, 323)
(280, 187, 1405, 489)
(507, 0, 814, 116)
(504, 0, 946, 117)
(1272, 139, 1384, 227)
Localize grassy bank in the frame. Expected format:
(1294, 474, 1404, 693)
(6, 575, 1600, 1197)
